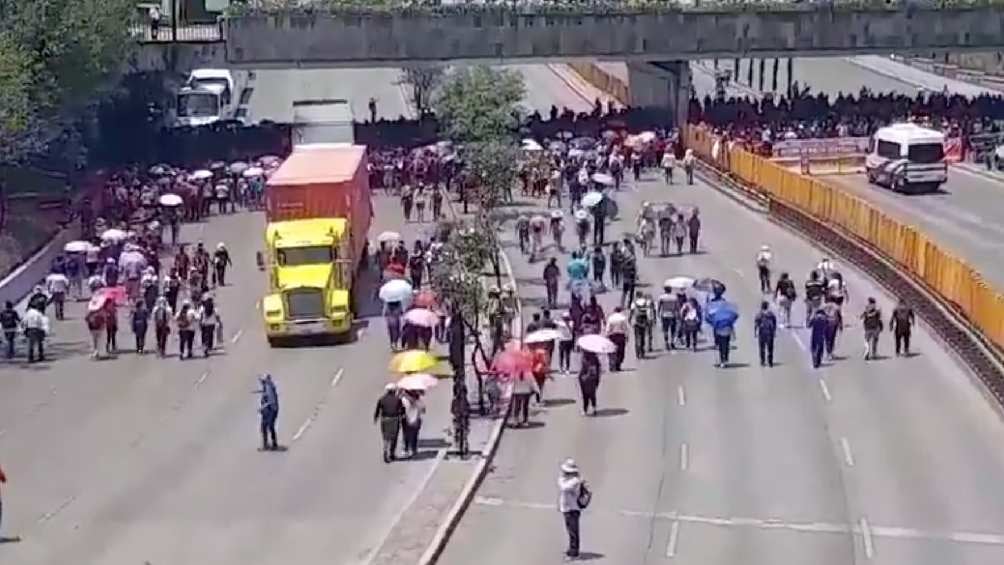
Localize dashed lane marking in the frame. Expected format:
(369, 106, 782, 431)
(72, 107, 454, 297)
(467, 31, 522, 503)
(37, 496, 76, 524)
(677, 385, 686, 407)
(231, 329, 244, 344)
(330, 368, 345, 388)
(679, 443, 689, 471)
(819, 378, 833, 403)
(840, 437, 856, 467)
(666, 520, 681, 557)
(861, 517, 875, 559)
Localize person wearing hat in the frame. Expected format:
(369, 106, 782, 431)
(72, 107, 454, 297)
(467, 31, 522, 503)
(558, 458, 587, 559)
(755, 244, 773, 294)
(258, 374, 280, 450)
(373, 383, 406, 463)
(212, 243, 232, 287)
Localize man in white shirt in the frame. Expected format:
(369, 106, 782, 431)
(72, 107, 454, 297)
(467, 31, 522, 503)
(46, 271, 70, 320)
(21, 306, 50, 363)
(557, 458, 585, 559)
(606, 307, 629, 371)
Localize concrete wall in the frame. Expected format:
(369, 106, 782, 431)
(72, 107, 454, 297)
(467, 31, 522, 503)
(627, 61, 690, 128)
(220, 8, 1004, 67)
(130, 41, 226, 73)
(567, 62, 630, 104)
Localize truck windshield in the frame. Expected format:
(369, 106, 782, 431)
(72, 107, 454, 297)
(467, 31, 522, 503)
(277, 245, 334, 266)
(177, 92, 220, 118)
(908, 143, 945, 164)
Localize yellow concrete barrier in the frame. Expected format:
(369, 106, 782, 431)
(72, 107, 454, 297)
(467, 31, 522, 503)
(686, 126, 1004, 351)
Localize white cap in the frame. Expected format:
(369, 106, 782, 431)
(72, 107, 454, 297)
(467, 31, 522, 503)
(560, 458, 579, 474)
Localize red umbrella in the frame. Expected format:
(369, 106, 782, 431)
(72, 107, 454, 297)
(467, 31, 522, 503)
(413, 289, 438, 308)
(492, 347, 534, 376)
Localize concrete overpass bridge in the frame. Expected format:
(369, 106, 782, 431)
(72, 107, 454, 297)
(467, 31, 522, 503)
(134, 3, 1004, 126)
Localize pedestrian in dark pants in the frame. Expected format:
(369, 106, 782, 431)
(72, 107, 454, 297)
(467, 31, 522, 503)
(821, 302, 842, 360)
(591, 246, 606, 289)
(558, 459, 586, 559)
(543, 258, 560, 309)
(578, 352, 600, 415)
(620, 260, 637, 308)
(258, 375, 280, 451)
(754, 301, 777, 367)
(890, 298, 915, 356)
(1, 301, 20, 359)
(131, 300, 149, 354)
(860, 298, 884, 360)
(0, 463, 7, 538)
(511, 375, 538, 427)
(712, 324, 733, 368)
(808, 308, 829, 368)
(592, 206, 606, 246)
(557, 313, 574, 373)
(21, 306, 48, 363)
(688, 209, 701, 254)
(374, 383, 405, 462)
(606, 307, 628, 371)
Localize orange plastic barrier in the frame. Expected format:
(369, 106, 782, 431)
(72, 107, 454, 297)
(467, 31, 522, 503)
(686, 126, 1004, 351)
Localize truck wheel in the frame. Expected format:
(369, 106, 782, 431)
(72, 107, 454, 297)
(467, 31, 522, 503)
(267, 337, 280, 348)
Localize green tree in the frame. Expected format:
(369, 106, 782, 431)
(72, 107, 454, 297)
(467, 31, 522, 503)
(0, 0, 135, 166)
(398, 65, 446, 117)
(433, 65, 525, 143)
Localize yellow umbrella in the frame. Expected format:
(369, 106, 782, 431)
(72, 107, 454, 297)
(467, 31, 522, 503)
(389, 350, 439, 373)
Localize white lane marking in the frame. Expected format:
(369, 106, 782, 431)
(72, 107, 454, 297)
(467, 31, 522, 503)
(330, 367, 345, 388)
(291, 417, 314, 443)
(666, 520, 681, 557)
(677, 385, 686, 407)
(196, 372, 209, 388)
(231, 329, 244, 344)
(840, 437, 856, 467)
(476, 497, 1004, 547)
(733, 268, 745, 278)
(37, 495, 76, 524)
(255, 300, 261, 311)
(680, 443, 689, 471)
(861, 517, 875, 559)
(792, 332, 807, 351)
(819, 379, 833, 403)
(0, 429, 6, 439)
(363, 449, 446, 565)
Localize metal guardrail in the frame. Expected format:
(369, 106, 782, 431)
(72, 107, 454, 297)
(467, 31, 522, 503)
(130, 22, 223, 43)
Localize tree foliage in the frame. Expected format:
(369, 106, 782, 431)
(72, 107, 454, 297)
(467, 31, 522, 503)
(398, 65, 446, 117)
(462, 140, 521, 209)
(0, 0, 135, 165)
(433, 66, 525, 143)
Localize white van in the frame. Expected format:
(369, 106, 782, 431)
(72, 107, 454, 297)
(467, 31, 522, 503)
(174, 69, 246, 127)
(865, 123, 948, 194)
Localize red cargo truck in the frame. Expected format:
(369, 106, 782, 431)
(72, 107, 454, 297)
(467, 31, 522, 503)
(265, 144, 372, 262)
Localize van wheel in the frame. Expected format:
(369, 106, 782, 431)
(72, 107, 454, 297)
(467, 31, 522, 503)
(866, 170, 876, 185)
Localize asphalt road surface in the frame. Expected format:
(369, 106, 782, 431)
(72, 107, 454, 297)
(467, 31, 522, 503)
(0, 196, 455, 565)
(438, 167, 1004, 565)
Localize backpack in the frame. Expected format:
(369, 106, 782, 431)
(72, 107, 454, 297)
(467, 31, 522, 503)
(577, 481, 593, 509)
(176, 310, 191, 329)
(756, 312, 777, 335)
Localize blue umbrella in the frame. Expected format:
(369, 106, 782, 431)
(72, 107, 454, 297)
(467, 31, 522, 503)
(694, 277, 726, 295)
(567, 258, 589, 280)
(705, 299, 739, 329)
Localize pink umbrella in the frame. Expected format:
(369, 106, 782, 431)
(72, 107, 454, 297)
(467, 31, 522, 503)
(492, 348, 534, 376)
(403, 308, 439, 328)
(397, 373, 440, 391)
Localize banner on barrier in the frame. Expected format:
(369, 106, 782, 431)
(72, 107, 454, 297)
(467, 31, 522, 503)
(771, 137, 870, 158)
(943, 137, 964, 163)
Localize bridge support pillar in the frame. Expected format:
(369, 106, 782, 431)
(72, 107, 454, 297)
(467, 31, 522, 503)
(626, 60, 691, 129)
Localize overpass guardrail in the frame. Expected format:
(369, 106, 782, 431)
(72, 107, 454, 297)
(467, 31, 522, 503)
(686, 125, 1004, 404)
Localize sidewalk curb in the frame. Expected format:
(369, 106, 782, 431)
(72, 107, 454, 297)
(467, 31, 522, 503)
(417, 196, 523, 565)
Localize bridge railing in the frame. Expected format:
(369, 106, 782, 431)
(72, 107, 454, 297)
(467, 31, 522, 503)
(129, 21, 223, 43)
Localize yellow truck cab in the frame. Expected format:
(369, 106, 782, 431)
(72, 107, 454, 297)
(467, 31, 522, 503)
(263, 218, 354, 345)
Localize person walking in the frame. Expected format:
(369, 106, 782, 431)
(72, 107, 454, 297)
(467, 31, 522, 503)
(151, 296, 172, 357)
(606, 307, 629, 371)
(543, 257, 561, 309)
(890, 298, 916, 356)
(755, 245, 772, 294)
(619, 253, 637, 308)
(709, 305, 735, 369)
(130, 299, 149, 354)
(590, 246, 606, 290)
(578, 352, 601, 415)
(45, 271, 69, 321)
(753, 301, 777, 367)
(556, 312, 574, 374)
(683, 148, 695, 184)
(212, 243, 232, 287)
(511, 373, 539, 427)
(21, 305, 49, 363)
(557, 459, 588, 560)
(680, 299, 701, 351)
(176, 301, 197, 359)
(661, 150, 676, 184)
(657, 286, 680, 350)
(197, 296, 221, 357)
(400, 389, 425, 458)
(630, 292, 653, 359)
(821, 301, 842, 361)
(774, 272, 797, 328)
(687, 208, 702, 254)
(374, 383, 405, 462)
(1, 302, 19, 359)
(808, 308, 829, 369)
(861, 297, 884, 360)
(258, 374, 280, 451)
(0, 462, 6, 537)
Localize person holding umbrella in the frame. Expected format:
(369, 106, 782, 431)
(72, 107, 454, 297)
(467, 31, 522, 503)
(374, 383, 405, 462)
(706, 297, 739, 368)
(400, 388, 426, 459)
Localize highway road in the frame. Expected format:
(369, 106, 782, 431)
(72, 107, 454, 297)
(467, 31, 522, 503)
(0, 197, 457, 565)
(438, 165, 1004, 565)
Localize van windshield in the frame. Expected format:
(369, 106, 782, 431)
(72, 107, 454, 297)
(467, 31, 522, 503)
(177, 92, 219, 118)
(908, 143, 945, 164)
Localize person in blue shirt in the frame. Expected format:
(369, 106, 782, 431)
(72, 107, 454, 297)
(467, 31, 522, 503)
(753, 301, 778, 367)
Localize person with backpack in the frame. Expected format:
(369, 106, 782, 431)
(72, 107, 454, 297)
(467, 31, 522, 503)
(753, 301, 778, 367)
(890, 298, 916, 357)
(774, 272, 797, 328)
(130, 299, 149, 355)
(176, 301, 197, 359)
(1, 302, 20, 359)
(557, 458, 589, 560)
(151, 297, 173, 357)
(197, 296, 221, 357)
(860, 297, 884, 360)
(212, 243, 232, 287)
(804, 271, 826, 327)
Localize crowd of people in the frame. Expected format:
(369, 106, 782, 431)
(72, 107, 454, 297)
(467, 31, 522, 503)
(1, 157, 275, 364)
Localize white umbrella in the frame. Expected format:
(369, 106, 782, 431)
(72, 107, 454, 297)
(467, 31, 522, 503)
(581, 191, 604, 208)
(191, 170, 213, 181)
(100, 228, 128, 243)
(64, 240, 91, 253)
(574, 209, 589, 221)
(243, 167, 265, 178)
(525, 329, 562, 344)
(377, 231, 401, 243)
(522, 139, 544, 152)
(577, 334, 617, 354)
(550, 210, 564, 219)
(403, 308, 438, 328)
(607, 311, 628, 326)
(397, 373, 440, 391)
(259, 155, 282, 166)
(592, 173, 615, 187)
(568, 148, 585, 159)
(664, 276, 695, 289)
(639, 131, 658, 143)
(159, 193, 183, 207)
(148, 165, 167, 176)
(230, 161, 249, 174)
(379, 279, 413, 303)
